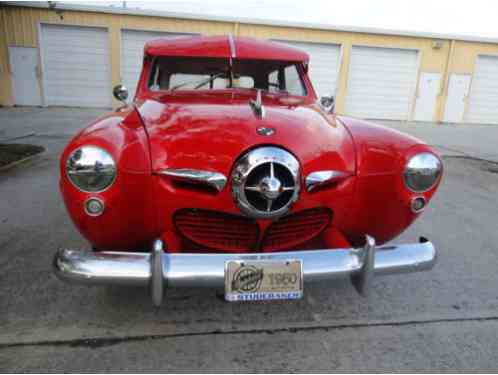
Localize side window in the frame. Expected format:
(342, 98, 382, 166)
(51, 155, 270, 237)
(233, 76, 255, 89)
(169, 74, 227, 90)
(284, 66, 305, 96)
(267, 65, 306, 96)
(268, 70, 279, 93)
(169, 74, 202, 89)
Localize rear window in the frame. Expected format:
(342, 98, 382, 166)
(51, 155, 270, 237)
(148, 56, 307, 96)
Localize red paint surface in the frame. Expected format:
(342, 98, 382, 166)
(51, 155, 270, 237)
(59, 36, 442, 252)
(144, 35, 308, 62)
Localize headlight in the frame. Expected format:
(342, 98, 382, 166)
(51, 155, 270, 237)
(66, 146, 116, 192)
(403, 152, 442, 192)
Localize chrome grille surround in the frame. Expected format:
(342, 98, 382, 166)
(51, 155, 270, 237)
(231, 146, 300, 219)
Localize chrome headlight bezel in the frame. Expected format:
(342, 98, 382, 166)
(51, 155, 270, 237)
(403, 152, 442, 193)
(66, 146, 117, 193)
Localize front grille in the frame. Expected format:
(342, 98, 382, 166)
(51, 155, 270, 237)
(174, 207, 331, 252)
(262, 208, 332, 251)
(174, 209, 259, 252)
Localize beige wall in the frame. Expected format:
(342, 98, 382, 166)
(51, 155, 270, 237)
(2, 4, 498, 122)
(239, 23, 455, 120)
(0, 5, 234, 107)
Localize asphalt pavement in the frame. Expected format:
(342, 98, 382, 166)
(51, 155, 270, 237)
(1, 108, 498, 372)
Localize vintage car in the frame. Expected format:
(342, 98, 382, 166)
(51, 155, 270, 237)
(53, 35, 442, 306)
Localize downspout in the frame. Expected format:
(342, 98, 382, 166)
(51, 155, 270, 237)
(437, 39, 455, 123)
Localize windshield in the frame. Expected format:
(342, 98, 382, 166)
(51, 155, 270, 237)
(148, 56, 307, 96)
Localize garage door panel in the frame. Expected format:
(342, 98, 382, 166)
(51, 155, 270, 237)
(351, 64, 417, 74)
(41, 24, 111, 107)
(121, 30, 193, 97)
(44, 46, 109, 54)
(46, 81, 110, 90)
(43, 38, 108, 47)
(44, 67, 110, 79)
(44, 44, 108, 53)
(348, 82, 414, 92)
(465, 55, 498, 124)
(348, 83, 415, 92)
(42, 35, 108, 50)
(44, 70, 110, 87)
(44, 52, 109, 61)
(344, 46, 418, 120)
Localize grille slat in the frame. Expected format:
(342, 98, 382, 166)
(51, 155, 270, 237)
(267, 220, 328, 230)
(174, 208, 331, 252)
(262, 208, 331, 251)
(174, 209, 259, 252)
(175, 224, 251, 233)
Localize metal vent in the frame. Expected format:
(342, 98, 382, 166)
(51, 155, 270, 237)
(262, 207, 332, 251)
(232, 146, 300, 219)
(174, 209, 259, 252)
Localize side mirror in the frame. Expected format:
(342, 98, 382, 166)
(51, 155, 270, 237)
(113, 84, 129, 104)
(320, 95, 335, 113)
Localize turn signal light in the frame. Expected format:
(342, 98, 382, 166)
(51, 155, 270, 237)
(411, 196, 426, 213)
(84, 198, 105, 216)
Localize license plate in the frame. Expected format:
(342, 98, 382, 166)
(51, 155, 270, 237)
(224, 259, 303, 302)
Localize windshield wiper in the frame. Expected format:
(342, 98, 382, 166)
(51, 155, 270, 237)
(170, 72, 226, 91)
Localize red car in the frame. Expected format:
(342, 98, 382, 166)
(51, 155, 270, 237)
(54, 35, 442, 306)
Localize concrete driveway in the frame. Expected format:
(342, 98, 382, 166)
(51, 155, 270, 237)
(379, 119, 498, 163)
(1, 108, 498, 372)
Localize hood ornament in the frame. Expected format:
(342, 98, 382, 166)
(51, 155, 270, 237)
(257, 171, 283, 202)
(249, 89, 265, 119)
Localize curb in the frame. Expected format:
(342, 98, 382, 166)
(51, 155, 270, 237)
(0, 151, 45, 172)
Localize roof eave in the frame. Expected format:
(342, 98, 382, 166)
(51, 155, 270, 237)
(4, 1, 498, 45)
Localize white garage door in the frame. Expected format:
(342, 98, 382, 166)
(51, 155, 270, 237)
(40, 24, 111, 107)
(465, 55, 498, 124)
(344, 46, 419, 120)
(121, 30, 193, 98)
(274, 40, 341, 97)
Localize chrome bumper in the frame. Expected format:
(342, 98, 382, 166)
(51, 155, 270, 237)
(53, 236, 436, 306)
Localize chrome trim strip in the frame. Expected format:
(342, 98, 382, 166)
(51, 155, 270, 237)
(53, 249, 151, 286)
(158, 168, 227, 192)
(305, 170, 351, 192)
(53, 237, 437, 306)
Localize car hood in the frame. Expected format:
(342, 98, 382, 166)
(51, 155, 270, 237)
(136, 98, 356, 177)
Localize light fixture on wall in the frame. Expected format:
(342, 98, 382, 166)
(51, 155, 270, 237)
(432, 40, 444, 50)
(48, 1, 64, 20)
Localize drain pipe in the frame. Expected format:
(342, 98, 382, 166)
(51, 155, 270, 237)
(438, 39, 456, 123)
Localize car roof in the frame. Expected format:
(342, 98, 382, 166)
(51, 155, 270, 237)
(144, 35, 309, 62)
